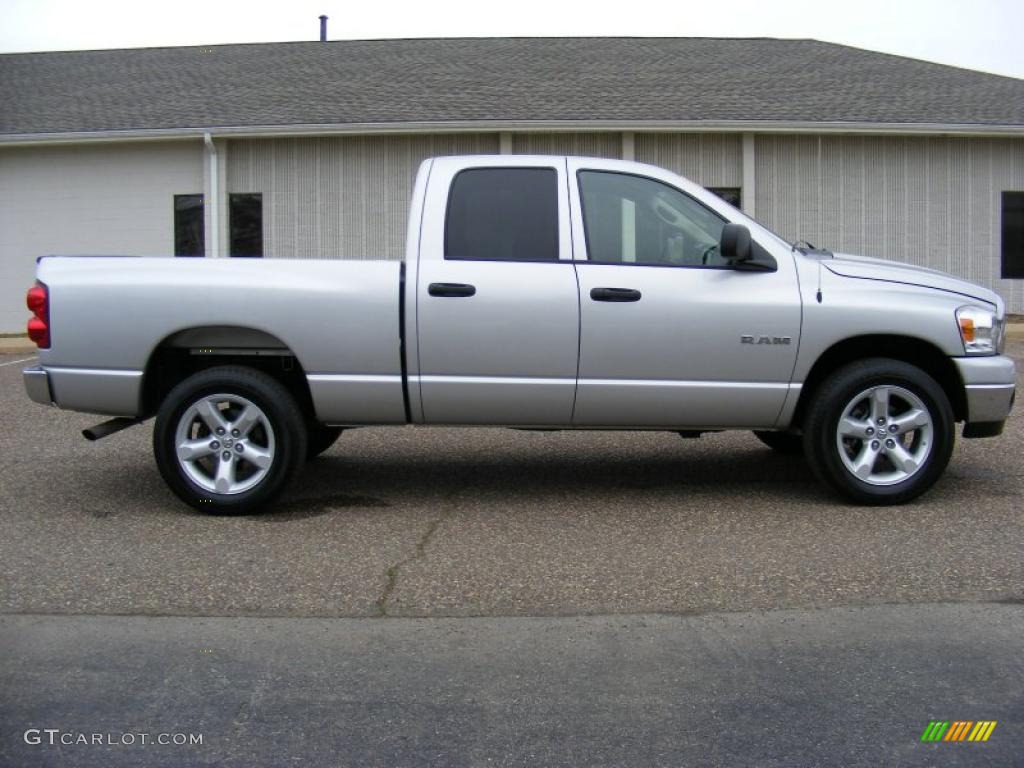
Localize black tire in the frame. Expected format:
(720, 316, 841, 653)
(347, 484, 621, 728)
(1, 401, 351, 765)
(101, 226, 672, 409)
(306, 426, 344, 460)
(803, 358, 954, 505)
(752, 430, 804, 455)
(153, 366, 307, 515)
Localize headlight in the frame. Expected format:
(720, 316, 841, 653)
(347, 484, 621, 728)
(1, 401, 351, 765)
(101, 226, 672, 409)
(956, 306, 1002, 355)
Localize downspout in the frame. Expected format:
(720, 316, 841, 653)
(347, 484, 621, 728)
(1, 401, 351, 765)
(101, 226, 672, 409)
(741, 132, 756, 218)
(204, 132, 220, 258)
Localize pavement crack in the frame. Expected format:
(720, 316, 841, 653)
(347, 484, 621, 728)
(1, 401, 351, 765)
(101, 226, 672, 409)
(375, 514, 447, 617)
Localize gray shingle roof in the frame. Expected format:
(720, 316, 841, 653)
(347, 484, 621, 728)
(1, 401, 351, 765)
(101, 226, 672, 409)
(2, 37, 1023, 137)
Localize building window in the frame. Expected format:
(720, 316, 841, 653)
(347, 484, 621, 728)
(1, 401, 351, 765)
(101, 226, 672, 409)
(445, 168, 559, 261)
(174, 194, 204, 257)
(230, 193, 264, 258)
(707, 187, 741, 208)
(1002, 192, 1024, 279)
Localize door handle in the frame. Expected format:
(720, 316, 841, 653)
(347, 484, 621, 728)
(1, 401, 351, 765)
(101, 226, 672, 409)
(428, 282, 476, 298)
(590, 287, 642, 302)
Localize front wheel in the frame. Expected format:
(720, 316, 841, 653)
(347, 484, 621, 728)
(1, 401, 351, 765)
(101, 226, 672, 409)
(803, 359, 954, 505)
(153, 366, 307, 514)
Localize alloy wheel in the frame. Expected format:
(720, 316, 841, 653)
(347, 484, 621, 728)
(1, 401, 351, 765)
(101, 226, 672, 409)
(834, 385, 934, 486)
(173, 393, 276, 495)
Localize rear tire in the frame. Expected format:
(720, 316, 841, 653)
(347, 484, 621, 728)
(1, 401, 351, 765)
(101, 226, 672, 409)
(153, 366, 307, 515)
(753, 430, 803, 455)
(803, 358, 953, 505)
(306, 426, 344, 460)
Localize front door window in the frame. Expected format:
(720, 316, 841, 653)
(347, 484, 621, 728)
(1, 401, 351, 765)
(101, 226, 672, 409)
(578, 171, 728, 267)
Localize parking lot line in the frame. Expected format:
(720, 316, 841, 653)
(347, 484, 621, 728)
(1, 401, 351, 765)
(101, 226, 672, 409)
(0, 356, 38, 367)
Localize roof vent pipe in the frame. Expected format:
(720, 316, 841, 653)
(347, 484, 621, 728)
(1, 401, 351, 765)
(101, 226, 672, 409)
(319, 15, 328, 42)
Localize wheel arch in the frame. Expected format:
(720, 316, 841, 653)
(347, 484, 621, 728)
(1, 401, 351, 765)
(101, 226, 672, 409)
(791, 335, 966, 429)
(140, 325, 317, 421)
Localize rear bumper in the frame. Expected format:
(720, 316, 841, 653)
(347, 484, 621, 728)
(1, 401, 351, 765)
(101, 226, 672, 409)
(23, 366, 54, 406)
(953, 355, 1016, 436)
(23, 365, 143, 416)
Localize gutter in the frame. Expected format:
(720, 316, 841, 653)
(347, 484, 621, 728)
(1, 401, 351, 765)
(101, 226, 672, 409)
(2, 119, 1024, 147)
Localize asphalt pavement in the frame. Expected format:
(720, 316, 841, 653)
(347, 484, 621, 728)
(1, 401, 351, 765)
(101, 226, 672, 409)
(3, 605, 1022, 767)
(1, 345, 1022, 766)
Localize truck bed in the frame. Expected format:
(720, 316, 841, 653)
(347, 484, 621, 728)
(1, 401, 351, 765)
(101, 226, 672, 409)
(34, 256, 406, 423)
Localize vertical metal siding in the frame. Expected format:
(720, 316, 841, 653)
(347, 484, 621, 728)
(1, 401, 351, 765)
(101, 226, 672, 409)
(225, 132, 1024, 311)
(634, 134, 743, 188)
(754, 135, 1024, 313)
(991, 139, 1024, 312)
(510, 132, 622, 158)
(227, 134, 500, 260)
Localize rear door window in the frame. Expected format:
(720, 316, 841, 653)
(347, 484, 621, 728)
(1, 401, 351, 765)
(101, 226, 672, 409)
(445, 168, 559, 261)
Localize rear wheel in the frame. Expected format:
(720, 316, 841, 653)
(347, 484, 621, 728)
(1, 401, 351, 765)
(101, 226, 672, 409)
(153, 366, 307, 514)
(753, 430, 803, 455)
(803, 358, 953, 505)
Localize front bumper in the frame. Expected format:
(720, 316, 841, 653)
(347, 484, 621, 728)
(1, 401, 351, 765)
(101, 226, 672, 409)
(953, 355, 1016, 436)
(23, 366, 53, 406)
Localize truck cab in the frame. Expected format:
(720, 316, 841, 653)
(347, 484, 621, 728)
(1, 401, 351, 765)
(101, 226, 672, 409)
(409, 156, 800, 428)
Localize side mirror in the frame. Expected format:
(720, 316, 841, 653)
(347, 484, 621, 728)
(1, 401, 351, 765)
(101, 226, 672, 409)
(720, 223, 752, 263)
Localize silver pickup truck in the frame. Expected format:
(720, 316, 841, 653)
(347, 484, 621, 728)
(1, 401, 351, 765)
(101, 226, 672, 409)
(23, 155, 1016, 513)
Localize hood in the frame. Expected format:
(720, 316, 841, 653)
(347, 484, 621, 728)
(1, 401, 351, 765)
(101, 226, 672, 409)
(823, 252, 1003, 311)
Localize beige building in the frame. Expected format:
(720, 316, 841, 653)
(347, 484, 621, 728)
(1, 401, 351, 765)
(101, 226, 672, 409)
(2, 37, 1023, 332)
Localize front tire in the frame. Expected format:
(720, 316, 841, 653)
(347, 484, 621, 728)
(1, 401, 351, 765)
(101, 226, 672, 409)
(153, 366, 307, 514)
(803, 359, 954, 505)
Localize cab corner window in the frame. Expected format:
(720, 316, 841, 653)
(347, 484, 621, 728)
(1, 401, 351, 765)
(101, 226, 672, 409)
(578, 171, 728, 267)
(445, 168, 559, 261)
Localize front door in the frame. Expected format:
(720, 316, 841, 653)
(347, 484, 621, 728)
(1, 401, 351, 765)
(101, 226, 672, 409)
(569, 164, 801, 428)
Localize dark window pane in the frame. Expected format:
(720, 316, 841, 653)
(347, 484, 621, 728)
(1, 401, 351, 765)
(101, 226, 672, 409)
(445, 168, 558, 261)
(1002, 191, 1024, 279)
(707, 187, 741, 208)
(579, 171, 727, 267)
(174, 194, 204, 257)
(230, 193, 264, 258)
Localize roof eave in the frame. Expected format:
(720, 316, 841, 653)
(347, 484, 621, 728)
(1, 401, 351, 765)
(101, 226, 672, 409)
(2, 119, 1024, 146)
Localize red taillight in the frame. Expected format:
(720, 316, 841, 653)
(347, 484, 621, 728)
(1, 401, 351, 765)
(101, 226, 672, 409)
(27, 317, 49, 346)
(26, 283, 50, 348)
(26, 285, 46, 314)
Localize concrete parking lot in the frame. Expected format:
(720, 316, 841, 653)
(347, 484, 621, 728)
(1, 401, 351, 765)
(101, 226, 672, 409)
(1, 346, 1022, 766)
